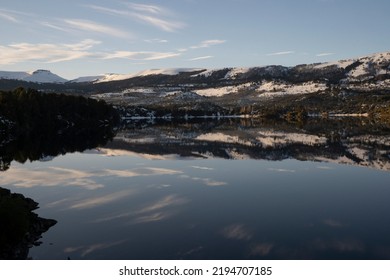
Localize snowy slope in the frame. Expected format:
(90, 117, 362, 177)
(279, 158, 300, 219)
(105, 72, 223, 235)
(0, 71, 30, 80)
(0, 69, 68, 83)
(95, 68, 201, 83)
(314, 51, 390, 78)
(69, 75, 105, 83)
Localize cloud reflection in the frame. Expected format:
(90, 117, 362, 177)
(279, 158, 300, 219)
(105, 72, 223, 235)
(221, 224, 253, 241)
(93, 194, 188, 224)
(0, 166, 182, 190)
(0, 167, 104, 190)
(323, 219, 345, 228)
(268, 168, 296, 173)
(64, 240, 126, 257)
(132, 194, 188, 224)
(70, 190, 136, 209)
(250, 243, 274, 256)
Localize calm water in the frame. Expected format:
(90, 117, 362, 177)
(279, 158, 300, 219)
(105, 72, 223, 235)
(1, 119, 390, 259)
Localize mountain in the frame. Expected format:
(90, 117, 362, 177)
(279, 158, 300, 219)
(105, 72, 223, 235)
(0, 69, 67, 84)
(0, 51, 389, 119)
(1, 51, 389, 92)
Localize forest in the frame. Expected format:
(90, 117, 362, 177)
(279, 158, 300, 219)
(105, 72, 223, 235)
(0, 88, 119, 171)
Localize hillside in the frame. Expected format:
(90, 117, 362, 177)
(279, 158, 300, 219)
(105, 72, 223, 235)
(1, 51, 389, 119)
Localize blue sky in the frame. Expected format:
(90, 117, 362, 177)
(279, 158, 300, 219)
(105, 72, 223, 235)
(1, 0, 389, 79)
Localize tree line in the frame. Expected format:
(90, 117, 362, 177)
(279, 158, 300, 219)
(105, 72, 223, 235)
(0, 88, 120, 171)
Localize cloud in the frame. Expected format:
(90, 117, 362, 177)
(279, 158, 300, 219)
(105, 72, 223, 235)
(0, 10, 18, 23)
(64, 19, 131, 38)
(190, 40, 226, 49)
(0, 8, 34, 23)
(267, 51, 295, 56)
(40, 21, 71, 33)
(127, 3, 167, 14)
(144, 38, 169, 43)
(131, 13, 185, 32)
(87, 3, 185, 32)
(188, 56, 214, 61)
(0, 39, 100, 65)
(102, 51, 181, 61)
(316, 52, 335, 57)
(0, 38, 183, 65)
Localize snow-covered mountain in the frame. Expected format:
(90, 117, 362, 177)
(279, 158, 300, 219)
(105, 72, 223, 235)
(0, 51, 389, 97)
(93, 68, 200, 83)
(0, 69, 67, 84)
(81, 51, 390, 85)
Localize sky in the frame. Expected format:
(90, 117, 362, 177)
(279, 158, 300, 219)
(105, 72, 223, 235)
(0, 0, 389, 79)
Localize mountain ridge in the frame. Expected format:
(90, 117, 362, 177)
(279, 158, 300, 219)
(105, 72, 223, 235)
(1, 51, 389, 88)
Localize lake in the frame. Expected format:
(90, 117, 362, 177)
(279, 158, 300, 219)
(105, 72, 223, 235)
(1, 118, 390, 259)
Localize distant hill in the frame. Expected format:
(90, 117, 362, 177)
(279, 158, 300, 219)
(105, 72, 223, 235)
(1, 51, 389, 119)
(0, 69, 67, 84)
(1, 51, 389, 94)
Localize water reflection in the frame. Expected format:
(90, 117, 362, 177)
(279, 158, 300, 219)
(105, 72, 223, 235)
(0, 118, 390, 260)
(0, 118, 115, 171)
(106, 118, 390, 171)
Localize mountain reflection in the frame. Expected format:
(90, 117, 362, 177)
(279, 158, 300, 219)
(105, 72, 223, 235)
(105, 118, 390, 171)
(0, 121, 115, 171)
(1, 117, 389, 172)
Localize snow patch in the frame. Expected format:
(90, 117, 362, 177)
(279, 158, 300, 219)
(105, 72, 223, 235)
(257, 81, 327, 98)
(194, 83, 253, 97)
(224, 68, 250, 79)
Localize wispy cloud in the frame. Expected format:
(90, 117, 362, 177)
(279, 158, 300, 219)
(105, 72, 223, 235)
(188, 56, 214, 61)
(87, 3, 185, 32)
(0, 10, 18, 23)
(0, 39, 100, 65)
(190, 40, 226, 49)
(102, 51, 181, 61)
(131, 13, 185, 32)
(40, 21, 71, 32)
(63, 19, 131, 38)
(267, 51, 295, 56)
(0, 8, 34, 23)
(144, 38, 168, 43)
(127, 3, 167, 14)
(0, 38, 183, 65)
(316, 52, 335, 57)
